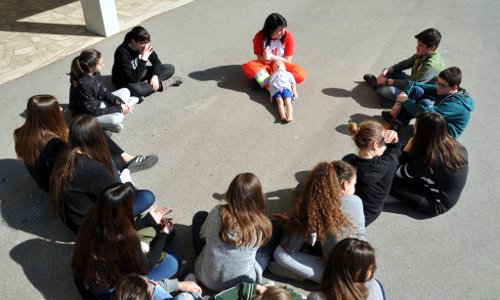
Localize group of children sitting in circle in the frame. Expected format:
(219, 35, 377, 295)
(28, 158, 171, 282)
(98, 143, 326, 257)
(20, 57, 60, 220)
(13, 11, 473, 300)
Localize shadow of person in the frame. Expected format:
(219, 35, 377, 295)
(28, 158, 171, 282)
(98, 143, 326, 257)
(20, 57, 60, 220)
(0, 159, 75, 242)
(188, 65, 280, 122)
(383, 202, 434, 220)
(10, 238, 79, 299)
(322, 81, 381, 109)
(335, 113, 376, 135)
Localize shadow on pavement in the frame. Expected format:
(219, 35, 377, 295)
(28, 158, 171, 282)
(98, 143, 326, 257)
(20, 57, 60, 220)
(0, 159, 75, 241)
(322, 81, 380, 109)
(188, 65, 281, 122)
(335, 113, 375, 135)
(383, 202, 434, 221)
(10, 238, 78, 299)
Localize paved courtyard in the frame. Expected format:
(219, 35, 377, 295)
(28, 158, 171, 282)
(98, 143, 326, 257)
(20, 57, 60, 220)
(1, 0, 499, 299)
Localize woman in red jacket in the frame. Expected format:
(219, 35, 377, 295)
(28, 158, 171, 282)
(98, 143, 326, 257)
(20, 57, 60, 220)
(242, 13, 305, 88)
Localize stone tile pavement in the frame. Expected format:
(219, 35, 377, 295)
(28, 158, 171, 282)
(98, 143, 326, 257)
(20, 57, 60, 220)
(0, 0, 194, 85)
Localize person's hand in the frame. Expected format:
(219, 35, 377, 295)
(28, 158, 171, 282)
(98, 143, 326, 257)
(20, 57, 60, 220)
(256, 284, 267, 294)
(390, 103, 401, 118)
(149, 204, 173, 224)
(263, 48, 272, 61)
(160, 217, 175, 234)
(382, 129, 399, 144)
(121, 104, 131, 115)
(396, 92, 408, 103)
(380, 67, 390, 76)
(178, 281, 202, 295)
(141, 43, 153, 61)
(403, 137, 414, 152)
(150, 75, 160, 91)
(293, 91, 299, 99)
(273, 212, 290, 223)
(376, 75, 386, 86)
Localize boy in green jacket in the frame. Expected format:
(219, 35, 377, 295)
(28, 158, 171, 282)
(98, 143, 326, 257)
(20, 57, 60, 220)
(364, 28, 445, 107)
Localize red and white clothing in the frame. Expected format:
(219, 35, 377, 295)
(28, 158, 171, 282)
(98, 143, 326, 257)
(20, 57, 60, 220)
(243, 31, 305, 87)
(252, 31, 295, 59)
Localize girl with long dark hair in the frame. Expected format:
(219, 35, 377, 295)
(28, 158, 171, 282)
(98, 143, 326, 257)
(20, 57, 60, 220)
(69, 49, 139, 133)
(307, 238, 386, 300)
(14, 95, 156, 192)
(50, 115, 154, 233)
(72, 183, 184, 300)
(242, 13, 306, 88)
(391, 112, 468, 215)
(271, 161, 366, 283)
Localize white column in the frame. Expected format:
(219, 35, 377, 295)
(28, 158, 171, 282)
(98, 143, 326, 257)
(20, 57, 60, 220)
(80, 0, 120, 37)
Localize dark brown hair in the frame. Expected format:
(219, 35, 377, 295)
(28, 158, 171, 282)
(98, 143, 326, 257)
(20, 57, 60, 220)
(124, 26, 151, 44)
(50, 115, 114, 220)
(69, 49, 102, 87)
(113, 274, 151, 300)
(72, 184, 144, 289)
(410, 112, 467, 174)
(261, 13, 288, 47)
(219, 173, 272, 248)
(320, 238, 376, 300)
(439, 66, 462, 87)
(14, 95, 68, 166)
(414, 28, 442, 49)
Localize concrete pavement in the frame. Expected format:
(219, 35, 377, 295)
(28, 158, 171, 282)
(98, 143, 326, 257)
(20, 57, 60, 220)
(1, 0, 499, 298)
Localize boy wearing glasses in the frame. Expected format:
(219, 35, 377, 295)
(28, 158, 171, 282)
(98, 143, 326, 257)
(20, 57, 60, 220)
(384, 67, 475, 138)
(363, 28, 445, 107)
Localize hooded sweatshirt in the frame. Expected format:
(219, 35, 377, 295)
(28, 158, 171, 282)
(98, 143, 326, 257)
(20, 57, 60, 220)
(403, 82, 475, 138)
(342, 141, 401, 226)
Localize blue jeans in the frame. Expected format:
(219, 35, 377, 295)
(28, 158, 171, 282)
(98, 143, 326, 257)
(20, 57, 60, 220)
(394, 86, 433, 127)
(133, 190, 155, 216)
(376, 71, 410, 107)
(112, 160, 155, 216)
(146, 253, 181, 281)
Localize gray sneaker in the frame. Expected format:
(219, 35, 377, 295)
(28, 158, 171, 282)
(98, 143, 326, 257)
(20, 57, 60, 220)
(164, 76, 184, 87)
(107, 124, 123, 133)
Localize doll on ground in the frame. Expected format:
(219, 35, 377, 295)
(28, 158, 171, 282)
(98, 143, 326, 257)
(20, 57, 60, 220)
(269, 60, 298, 123)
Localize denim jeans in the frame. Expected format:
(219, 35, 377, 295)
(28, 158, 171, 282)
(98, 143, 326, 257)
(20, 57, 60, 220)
(133, 190, 155, 216)
(395, 86, 434, 127)
(146, 253, 181, 281)
(376, 71, 410, 107)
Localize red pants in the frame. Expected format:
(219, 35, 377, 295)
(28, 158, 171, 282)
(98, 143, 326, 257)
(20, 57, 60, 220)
(242, 60, 305, 87)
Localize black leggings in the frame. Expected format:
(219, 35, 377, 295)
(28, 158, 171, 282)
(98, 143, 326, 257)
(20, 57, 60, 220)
(390, 177, 447, 215)
(127, 64, 175, 97)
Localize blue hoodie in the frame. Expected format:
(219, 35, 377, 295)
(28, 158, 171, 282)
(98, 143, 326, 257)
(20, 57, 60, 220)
(402, 82, 475, 138)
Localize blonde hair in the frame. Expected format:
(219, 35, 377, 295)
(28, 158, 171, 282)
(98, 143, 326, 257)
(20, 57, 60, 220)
(347, 120, 384, 150)
(253, 287, 292, 300)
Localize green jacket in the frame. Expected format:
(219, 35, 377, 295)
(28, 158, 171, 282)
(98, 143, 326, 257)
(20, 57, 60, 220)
(391, 52, 445, 89)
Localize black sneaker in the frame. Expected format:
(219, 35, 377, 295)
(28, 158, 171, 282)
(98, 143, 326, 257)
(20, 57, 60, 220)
(363, 74, 377, 89)
(125, 155, 158, 173)
(381, 111, 393, 122)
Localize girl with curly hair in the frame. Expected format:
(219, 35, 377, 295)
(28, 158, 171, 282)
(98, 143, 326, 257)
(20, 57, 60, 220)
(307, 238, 386, 300)
(270, 161, 366, 283)
(191, 173, 280, 292)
